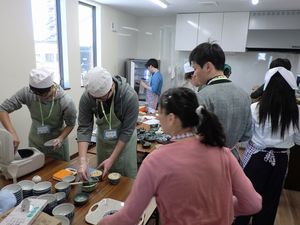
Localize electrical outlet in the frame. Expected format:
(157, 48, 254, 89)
(111, 22, 117, 32)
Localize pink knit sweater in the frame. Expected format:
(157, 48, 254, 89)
(100, 138, 261, 225)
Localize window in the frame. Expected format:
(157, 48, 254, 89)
(31, 0, 68, 88)
(78, 2, 97, 86)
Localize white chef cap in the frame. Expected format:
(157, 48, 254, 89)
(29, 68, 53, 88)
(83, 67, 113, 98)
(184, 62, 194, 74)
(264, 67, 297, 91)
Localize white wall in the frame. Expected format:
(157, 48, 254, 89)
(0, 0, 36, 148)
(63, 0, 82, 156)
(136, 16, 179, 94)
(100, 5, 138, 75)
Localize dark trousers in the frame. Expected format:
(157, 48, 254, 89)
(234, 151, 288, 225)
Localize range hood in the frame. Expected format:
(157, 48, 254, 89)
(246, 11, 300, 52)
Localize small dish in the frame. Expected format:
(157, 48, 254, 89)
(52, 203, 75, 221)
(62, 175, 76, 183)
(33, 181, 52, 192)
(54, 192, 66, 204)
(73, 192, 89, 206)
(142, 141, 151, 149)
(55, 182, 70, 196)
(44, 139, 56, 147)
(90, 170, 103, 181)
(82, 182, 97, 193)
(18, 180, 35, 191)
(108, 172, 121, 185)
(65, 167, 77, 175)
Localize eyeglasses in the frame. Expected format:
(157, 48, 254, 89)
(29, 89, 51, 97)
(95, 88, 113, 102)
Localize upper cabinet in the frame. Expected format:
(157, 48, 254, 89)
(221, 12, 250, 52)
(175, 14, 199, 51)
(175, 12, 250, 52)
(197, 13, 223, 45)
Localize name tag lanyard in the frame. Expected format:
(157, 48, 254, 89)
(207, 75, 228, 85)
(38, 95, 55, 126)
(99, 92, 115, 130)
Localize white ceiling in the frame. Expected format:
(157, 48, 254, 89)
(93, 0, 300, 17)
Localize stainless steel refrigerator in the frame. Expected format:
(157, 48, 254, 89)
(125, 59, 151, 102)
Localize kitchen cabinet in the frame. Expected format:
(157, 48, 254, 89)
(175, 12, 250, 52)
(175, 13, 199, 51)
(197, 13, 223, 45)
(221, 12, 250, 52)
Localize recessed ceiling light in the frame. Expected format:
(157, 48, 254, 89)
(117, 32, 131, 37)
(122, 26, 139, 32)
(198, 1, 219, 7)
(145, 32, 153, 35)
(150, 0, 169, 9)
(252, 0, 259, 5)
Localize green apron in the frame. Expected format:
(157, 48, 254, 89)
(28, 97, 69, 161)
(96, 94, 137, 179)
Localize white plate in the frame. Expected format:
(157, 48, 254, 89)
(44, 139, 56, 147)
(18, 180, 35, 191)
(33, 181, 52, 192)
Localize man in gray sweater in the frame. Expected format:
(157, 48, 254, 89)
(77, 67, 138, 179)
(189, 42, 252, 160)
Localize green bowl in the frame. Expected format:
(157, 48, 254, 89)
(73, 192, 89, 206)
(81, 182, 97, 193)
(108, 172, 121, 185)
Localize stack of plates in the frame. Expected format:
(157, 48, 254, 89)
(54, 192, 66, 205)
(18, 180, 35, 198)
(1, 183, 23, 205)
(33, 181, 52, 196)
(38, 194, 58, 215)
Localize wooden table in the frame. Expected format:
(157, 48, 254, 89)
(0, 154, 134, 225)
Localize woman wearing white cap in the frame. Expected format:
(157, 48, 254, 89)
(182, 62, 197, 92)
(234, 67, 300, 225)
(77, 67, 138, 179)
(0, 68, 77, 161)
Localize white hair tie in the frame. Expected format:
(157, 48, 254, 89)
(196, 105, 204, 116)
(264, 67, 297, 90)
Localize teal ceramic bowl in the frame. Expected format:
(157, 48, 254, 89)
(81, 182, 97, 193)
(73, 192, 89, 206)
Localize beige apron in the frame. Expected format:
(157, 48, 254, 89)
(28, 97, 69, 161)
(96, 93, 137, 179)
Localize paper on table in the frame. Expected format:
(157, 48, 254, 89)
(0, 199, 47, 225)
(143, 119, 160, 125)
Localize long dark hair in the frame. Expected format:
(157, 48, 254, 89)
(259, 72, 299, 138)
(159, 87, 226, 147)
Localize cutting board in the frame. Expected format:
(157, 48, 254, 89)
(85, 198, 123, 225)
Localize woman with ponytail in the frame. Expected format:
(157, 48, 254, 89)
(234, 66, 300, 225)
(99, 87, 261, 225)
